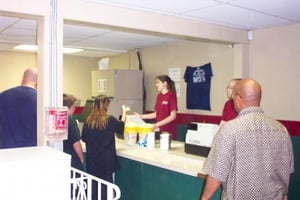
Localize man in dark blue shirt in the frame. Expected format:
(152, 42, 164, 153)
(0, 67, 38, 148)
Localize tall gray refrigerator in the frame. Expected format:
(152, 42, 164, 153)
(91, 69, 144, 118)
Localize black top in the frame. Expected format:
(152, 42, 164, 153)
(0, 86, 37, 148)
(82, 116, 124, 176)
(63, 116, 83, 170)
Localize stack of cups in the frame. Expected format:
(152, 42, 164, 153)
(160, 132, 171, 151)
(146, 132, 155, 148)
(138, 123, 154, 147)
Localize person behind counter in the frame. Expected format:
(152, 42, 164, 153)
(219, 78, 241, 126)
(201, 79, 294, 200)
(63, 93, 84, 171)
(0, 67, 37, 148)
(134, 75, 178, 140)
(82, 95, 126, 200)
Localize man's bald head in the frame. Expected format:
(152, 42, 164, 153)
(21, 67, 38, 89)
(233, 79, 262, 112)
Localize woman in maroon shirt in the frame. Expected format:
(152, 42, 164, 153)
(219, 78, 241, 126)
(136, 75, 178, 140)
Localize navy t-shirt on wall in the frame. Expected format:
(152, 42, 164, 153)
(184, 63, 213, 110)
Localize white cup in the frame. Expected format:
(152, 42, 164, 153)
(147, 132, 155, 148)
(160, 132, 170, 151)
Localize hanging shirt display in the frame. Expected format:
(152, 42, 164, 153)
(184, 63, 213, 110)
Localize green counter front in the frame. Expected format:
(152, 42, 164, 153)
(115, 157, 221, 200)
(114, 138, 221, 200)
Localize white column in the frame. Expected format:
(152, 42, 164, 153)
(37, 0, 64, 151)
(233, 43, 250, 78)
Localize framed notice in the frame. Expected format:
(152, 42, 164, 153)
(168, 68, 181, 82)
(169, 67, 181, 97)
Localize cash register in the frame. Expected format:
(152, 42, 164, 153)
(184, 122, 219, 157)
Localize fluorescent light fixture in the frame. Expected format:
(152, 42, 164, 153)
(63, 47, 84, 54)
(14, 44, 37, 51)
(13, 44, 84, 54)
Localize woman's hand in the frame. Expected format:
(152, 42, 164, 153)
(133, 112, 142, 119)
(121, 105, 130, 112)
(153, 123, 158, 130)
(121, 105, 130, 122)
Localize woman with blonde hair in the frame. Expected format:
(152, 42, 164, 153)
(82, 95, 126, 200)
(219, 78, 241, 126)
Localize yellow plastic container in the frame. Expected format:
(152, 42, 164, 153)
(124, 123, 138, 145)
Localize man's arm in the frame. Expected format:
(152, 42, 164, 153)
(200, 175, 221, 200)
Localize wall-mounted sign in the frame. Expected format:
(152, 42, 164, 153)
(168, 67, 181, 82)
(169, 67, 181, 97)
(97, 79, 107, 93)
(44, 107, 68, 141)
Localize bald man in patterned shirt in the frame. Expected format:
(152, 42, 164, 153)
(201, 79, 294, 200)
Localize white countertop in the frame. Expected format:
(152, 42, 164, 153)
(0, 146, 70, 163)
(115, 138, 207, 177)
(0, 146, 71, 200)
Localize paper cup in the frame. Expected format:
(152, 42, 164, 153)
(160, 132, 171, 150)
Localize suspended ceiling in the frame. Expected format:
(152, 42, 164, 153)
(0, 0, 300, 57)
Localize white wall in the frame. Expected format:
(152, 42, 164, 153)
(0, 52, 98, 106)
(0, 51, 37, 91)
(63, 55, 98, 105)
(130, 40, 234, 116)
(250, 24, 300, 121)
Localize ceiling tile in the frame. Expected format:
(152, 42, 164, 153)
(182, 3, 290, 29)
(0, 16, 19, 31)
(64, 24, 110, 43)
(90, 0, 219, 14)
(1, 0, 300, 57)
(230, 0, 300, 21)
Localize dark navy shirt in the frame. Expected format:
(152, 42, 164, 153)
(0, 86, 37, 148)
(184, 63, 213, 110)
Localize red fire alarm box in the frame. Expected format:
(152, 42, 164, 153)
(45, 107, 68, 141)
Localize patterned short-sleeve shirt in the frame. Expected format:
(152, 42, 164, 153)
(203, 107, 294, 200)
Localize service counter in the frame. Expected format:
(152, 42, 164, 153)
(116, 138, 207, 177)
(114, 138, 221, 200)
(81, 123, 300, 199)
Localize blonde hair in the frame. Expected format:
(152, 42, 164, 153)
(86, 95, 110, 130)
